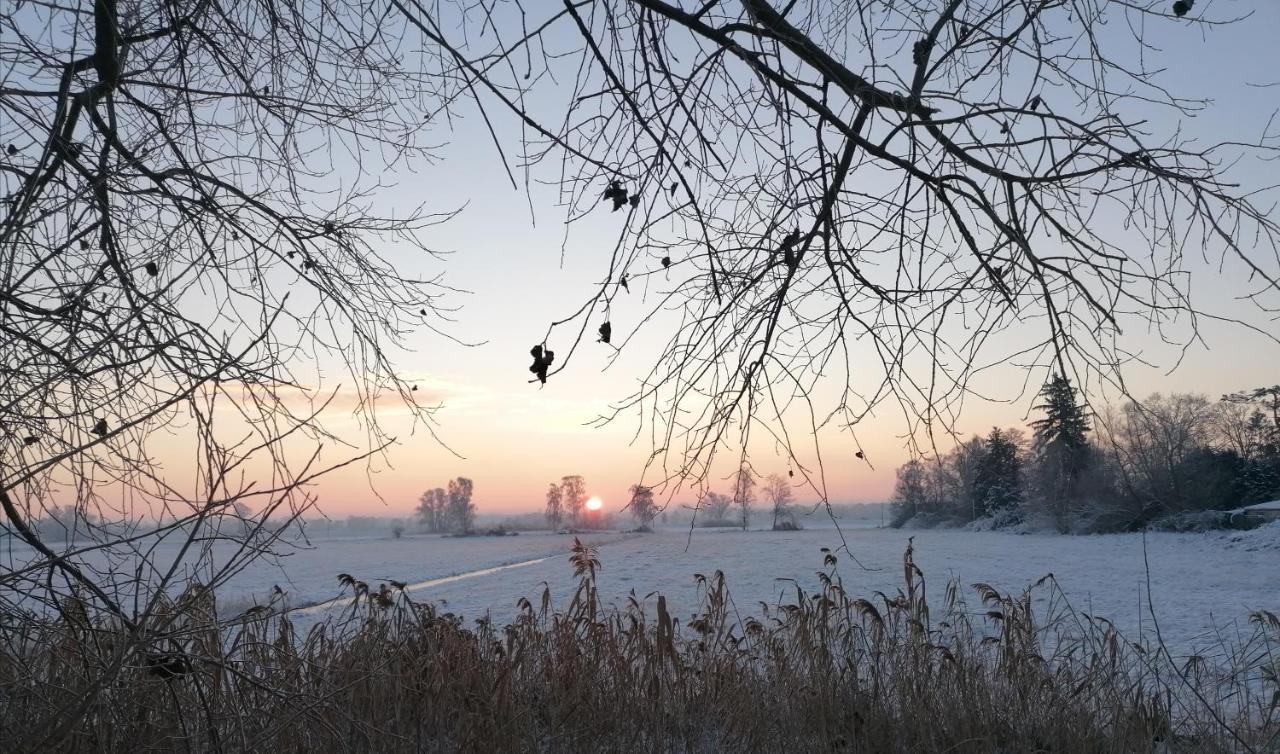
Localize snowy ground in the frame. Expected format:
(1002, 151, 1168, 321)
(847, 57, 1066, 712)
(227, 519, 1278, 656)
(4, 519, 1276, 657)
(375, 522, 1278, 657)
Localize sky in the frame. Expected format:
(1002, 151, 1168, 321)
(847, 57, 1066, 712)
(222, 1, 1280, 518)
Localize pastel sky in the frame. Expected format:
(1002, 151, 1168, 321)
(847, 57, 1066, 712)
(185, 3, 1280, 518)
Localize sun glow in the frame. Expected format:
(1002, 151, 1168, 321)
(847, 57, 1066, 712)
(585, 496, 604, 512)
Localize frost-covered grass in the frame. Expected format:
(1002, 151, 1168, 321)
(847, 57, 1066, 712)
(5, 520, 1275, 659)
(2, 537, 1275, 752)
(303, 521, 1279, 659)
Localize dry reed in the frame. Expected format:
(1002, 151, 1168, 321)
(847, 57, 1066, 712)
(1, 539, 1275, 753)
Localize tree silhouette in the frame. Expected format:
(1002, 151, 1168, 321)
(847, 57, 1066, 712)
(560, 475, 588, 527)
(1218, 387, 1280, 502)
(1033, 376, 1092, 480)
(702, 491, 734, 525)
(627, 484, 657, 530)
(1031, 375, 1094, 530)
(890, 460, 932, 527)
(1, 1, 462, 727)
(973, 428, 1024, 519)
(731, 464, 756, 530)
(4, 1, 1279, 739)
(418, 488, 449, 534)
(544, 483, 564, 531)
(396, 0, 1280, 498)
(763, 473, 795, 530)
(446, 477, 476, 534)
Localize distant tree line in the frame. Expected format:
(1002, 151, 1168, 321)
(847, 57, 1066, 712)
(417, 478, 476, 535)
(691, 466, 755, 529)
(890, 379, 1280, 533)
(680, 466, 798, 531)
(544, 466, 800, 534)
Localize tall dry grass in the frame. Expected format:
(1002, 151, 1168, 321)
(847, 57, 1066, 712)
(1, 540, 1276, 753)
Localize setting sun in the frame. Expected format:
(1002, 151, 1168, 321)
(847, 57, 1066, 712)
(585, 496, 604, 512)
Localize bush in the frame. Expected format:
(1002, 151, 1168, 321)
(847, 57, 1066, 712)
(695, 517, 737, 528)
(964, 507, 1024, 532)
(1146, 510, 1234, 533)
(450, 526, 518, 538)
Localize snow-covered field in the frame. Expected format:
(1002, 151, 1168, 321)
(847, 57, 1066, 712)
(370, 523, 1277, 657)
(5, 520, 1277, 657)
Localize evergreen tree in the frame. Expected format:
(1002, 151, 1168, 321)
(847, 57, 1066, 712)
(973, 428, 1023, 517)
(1223, 387, 1280, 502)
(1030, 374, 1093, 530)
(1031, 374, 1091, 459)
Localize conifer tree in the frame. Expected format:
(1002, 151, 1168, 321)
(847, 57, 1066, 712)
(973, 428, 1023, 518)
(1030, 375, 1093, 529)
(1031, 375, 1092, 461)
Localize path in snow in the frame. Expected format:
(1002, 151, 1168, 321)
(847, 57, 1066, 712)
(293, 552, 561, 616)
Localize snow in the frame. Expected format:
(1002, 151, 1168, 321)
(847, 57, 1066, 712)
(0, 529, 631, 615)
(1236, 499, 1280, 513)
(1212, 519, 1280, 551)
(383, 524, 1277, 657)
(4, 520, 1277, 657)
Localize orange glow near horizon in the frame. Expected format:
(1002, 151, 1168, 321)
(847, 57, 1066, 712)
(585, 497, 603, 512)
